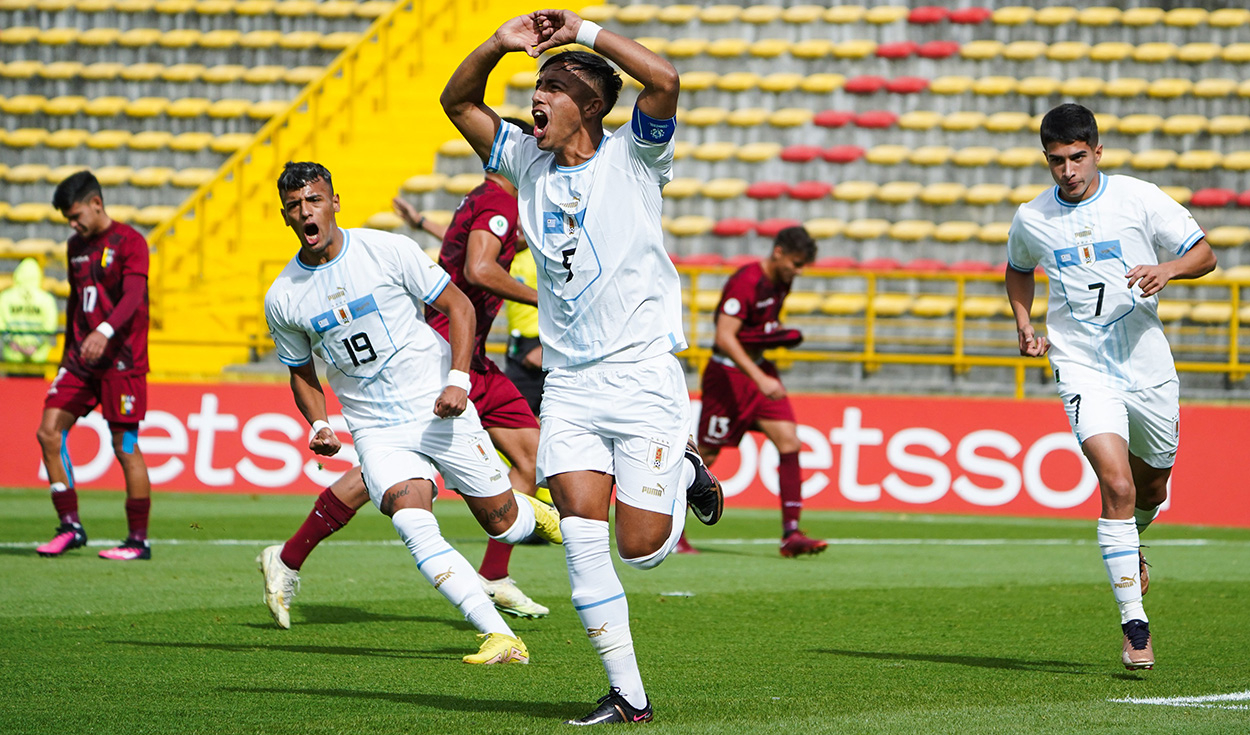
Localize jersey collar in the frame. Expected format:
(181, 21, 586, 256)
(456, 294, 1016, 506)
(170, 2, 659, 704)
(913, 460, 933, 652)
(1052, 172, 1106, 208)
(296, 228, 350, 271)
(555, 131, 610, 172)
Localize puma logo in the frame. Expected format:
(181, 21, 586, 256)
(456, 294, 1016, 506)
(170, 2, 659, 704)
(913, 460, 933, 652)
(586, 623, 608, 638)
(1113, 575, 1137, 589)
(432, 567, 455, 589)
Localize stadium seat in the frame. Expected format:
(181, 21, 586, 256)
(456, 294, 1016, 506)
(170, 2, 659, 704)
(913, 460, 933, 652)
(821, 293, 868, 316)
(757, 218, 801, 238)
(1205, 226, 1250, 248)
(844, 219, 891, 240)
(814, 110, 855, 129)
(911, 295, 957, 318)
(823, 145, 865, 164)
(832, 181, 878, 202)
(805, 220, 845, 241)
(666, 215, 713, 238)
(712, 218, 755, 238)
(746, 181, 787, 200)
(788, 181, 832, 201)
(866, 145, 908, 166)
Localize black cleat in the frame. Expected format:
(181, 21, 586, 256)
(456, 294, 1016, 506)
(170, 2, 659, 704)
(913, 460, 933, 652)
(684, 439, 723, 525)
(566, 688, 653, 725)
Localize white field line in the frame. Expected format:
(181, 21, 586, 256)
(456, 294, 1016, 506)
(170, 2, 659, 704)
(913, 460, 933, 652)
(1110, 690, 1250, 711)
(2, 537, 1247, 549)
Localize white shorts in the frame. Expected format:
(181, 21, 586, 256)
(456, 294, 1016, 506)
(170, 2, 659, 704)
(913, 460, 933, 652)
(1058, 379, 1179, 469)
(352, 403, 513, 508)
(537, 352, 692, 516)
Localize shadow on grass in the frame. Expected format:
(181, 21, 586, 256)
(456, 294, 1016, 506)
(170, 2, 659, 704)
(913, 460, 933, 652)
(271, 604, 476, 630)
(217, 686, 582, 719)
(816, 648, 1091, 674)
(117, 640, 473, 660)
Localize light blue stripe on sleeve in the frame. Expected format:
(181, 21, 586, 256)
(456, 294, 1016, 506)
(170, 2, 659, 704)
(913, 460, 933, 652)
(485, 122, 510, 173)
(424, 271, 451, 304)
(1177, 229, 1204, 254)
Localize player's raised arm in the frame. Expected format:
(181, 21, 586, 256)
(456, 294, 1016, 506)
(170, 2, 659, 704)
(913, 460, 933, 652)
(287, 362, 341, 457)
(441, 15, 543, 162)
(531, 9, 679, 120)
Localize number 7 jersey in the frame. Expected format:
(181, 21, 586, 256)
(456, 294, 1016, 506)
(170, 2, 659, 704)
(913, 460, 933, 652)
(1007, 173, 1205, 391)
(264, 228, 454, 432)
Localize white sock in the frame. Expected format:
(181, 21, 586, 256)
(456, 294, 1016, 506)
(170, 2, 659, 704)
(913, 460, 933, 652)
(1134, 504, 1161, 535)
(562, 516, 647, 708)
(50, 482, 68, 493)
(392, 508, 513, 636)
(1097, 517, 1147, 624)
(488, 490, 537, 545)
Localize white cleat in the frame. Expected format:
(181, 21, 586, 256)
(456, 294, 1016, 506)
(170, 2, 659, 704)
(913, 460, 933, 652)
(257, 544, 300, 629)
(479, 574, 549, 618)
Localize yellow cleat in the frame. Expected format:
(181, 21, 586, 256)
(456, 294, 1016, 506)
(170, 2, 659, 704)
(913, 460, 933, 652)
(522, 493, 562, 544)
(463, 633, 529, 665)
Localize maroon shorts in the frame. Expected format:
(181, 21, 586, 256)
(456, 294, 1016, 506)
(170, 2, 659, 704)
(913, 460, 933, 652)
(471, 360, 539, 430)
(45, 368, 147, 425)
(697, 357, 794, 447)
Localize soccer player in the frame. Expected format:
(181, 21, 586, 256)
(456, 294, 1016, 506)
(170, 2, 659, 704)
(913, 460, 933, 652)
(258, 129, 553, 628)
(1005, 103, 1216, 671)
(694, 225, 826, 558)
(442, 9, 723, 724)
(263, 161, 561, 665)
(503, 243, 545, 416)
(35, 171, 153, 561)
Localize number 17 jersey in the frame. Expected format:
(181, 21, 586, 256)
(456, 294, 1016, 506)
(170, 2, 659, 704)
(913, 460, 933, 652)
(264, 228, 453, 432)
(1007, 173, 1204, 391)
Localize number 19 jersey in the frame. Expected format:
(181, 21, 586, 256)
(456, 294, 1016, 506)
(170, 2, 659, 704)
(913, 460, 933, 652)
(264, 228, 453, 432)
(1007, 173, 1205, 391)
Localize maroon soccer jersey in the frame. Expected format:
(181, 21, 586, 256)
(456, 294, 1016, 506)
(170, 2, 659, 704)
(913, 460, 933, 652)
(62, 220, 149, 377)
(425, 180, 519, 372)
(713, 262, 791, 355)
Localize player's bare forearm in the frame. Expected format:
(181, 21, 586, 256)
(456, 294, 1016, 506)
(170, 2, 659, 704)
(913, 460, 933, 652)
(288, 363, 329, 425)
(1127, 240, 1217, 297)
(441, 32, 512, 161)
(714, 316, 770, 386)
(392, 197, 449, 241)
(1004, 266, 1036, 330)
(585, 28, 679, 118)
(429, 282, 477, 373)
(466, 231, 539, 306)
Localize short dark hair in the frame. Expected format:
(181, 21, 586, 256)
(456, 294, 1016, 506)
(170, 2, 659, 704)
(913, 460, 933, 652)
(1040, 103, 1099, 150)
(774, 226, 816, 264)
(502, 116, 534, 136)
(539, 50, 623, 119)
(52, 170, 102, 211)
(277, 161, 333, 195)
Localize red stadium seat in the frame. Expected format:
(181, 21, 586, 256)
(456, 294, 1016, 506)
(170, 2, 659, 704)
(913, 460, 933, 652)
(876, 41, 919, 59)
(746, 181, 789, 200)
(780, 144, 823, 163)
(788, 181, 833, 200)
(917, 40, 961, 59)
(886, 76, 930, 94)
(860, 257, 902, 271)
(853, 110, 898, 128)
(1190, 188, 1237, 207)
(814, 256, 858, 270)
(813, 110, 855, 128)
(678, 253, 725, 266)
(756, 218, 803, 238)
(948, 7, 992, 25)
(903, 258, 948, 272)
(908, 6, 949, 24)
(1238, 190, 1250, 208)
(823, 145, 866, 163)
(844, 75, 887, 95)
(724, 254, 758, 268)
(712, 218, 757, 237)
(947, 259, 995, 274)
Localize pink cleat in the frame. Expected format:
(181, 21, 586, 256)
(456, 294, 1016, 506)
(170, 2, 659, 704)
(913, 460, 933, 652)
(36, 523, 88, 557)
(780, 530, 829, 558)
(98, 538, 151, 561)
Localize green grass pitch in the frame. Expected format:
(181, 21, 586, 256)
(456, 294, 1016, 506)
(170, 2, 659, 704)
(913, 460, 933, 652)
(1, 487, 1247, 734)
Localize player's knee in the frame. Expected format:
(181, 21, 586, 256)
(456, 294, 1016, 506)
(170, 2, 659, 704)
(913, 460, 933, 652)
(616, 531, 667, 566)
(1100, 473, 1135, 503)
(620, 546, 666, 571)
(35, 424, 60, 450)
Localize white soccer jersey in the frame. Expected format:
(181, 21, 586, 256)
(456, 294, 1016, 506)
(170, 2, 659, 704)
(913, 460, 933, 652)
(264, 227, 453, 432)
(1007, 173, 1205, 391)
(485, 111, 687, 369)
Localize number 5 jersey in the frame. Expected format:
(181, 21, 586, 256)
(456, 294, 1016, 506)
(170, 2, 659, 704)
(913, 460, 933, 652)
(264, 228, 454, 432)
(1007, 172, 1205, 392)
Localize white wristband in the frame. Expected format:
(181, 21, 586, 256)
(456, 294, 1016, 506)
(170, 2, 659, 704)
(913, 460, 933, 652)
(95, 322, 115, 339)
(311, 420, 332, 436)
(446, 369, 472, 392)
(575, 19, 602, 49)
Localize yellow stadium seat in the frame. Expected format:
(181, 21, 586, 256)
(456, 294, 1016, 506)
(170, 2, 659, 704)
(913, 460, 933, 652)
(242, 66, 286, 85)
(42, 96, 87, 115)
(821, 294, 868, 316)
(877, 181, 922, 204)
(741, 4, 782, 24)
(127, 130, 172, 150)
(700, 178, 748, 200)
(284, 66, 323, 85)
(963, 296, 1010, 319)
(362, 211, 403, 231)
(759, 73, 803, 93)
(898, 110, 942, 131)
(44, 129, 90, 149)
(692, 142, 736, 162)
(207, 98, 250, 118)
(727, 108, 768, 127)
(998, 148, 1041, 168)
(706, 38, 748, 59)
(804, 218, 844, 239)
(790, 40, 831, 60)
(1077, 6, 1120, 26)
(665, 38, 708, 59)
(1225, 266, 1250, 284)
(748, 39, 789, 59)
(768, 109, 811, 128)
(984, 111, 1031, 133)
(1188, 303, 1233, 325)
(865, 145, 909, 166)
(1103, 78, 1148, 97)
(679, 71, 718, 91)
(1117, 114, 1163, 135)
(656, 5, 697, 25)
(1003, 41, 1046, 62)
(1154, 301, 1191, 323)
(170, 168, 215, 188)
(832, 40, 877, 59)
(1162, 115, 1208, 136)
(1047, 42, 1089, 61)
(1134, 42, 1177, 63)
(130, 167, 174, 188)
(209, 132, 253, 153)
(1177, 43, 1221, 64)
(911, 295, 957, 318)
(1034, 6, 1076, 25)
(942, 112, 986, 131)
(1097, 148, 1131, 169)
(124, 97, 169, 118)
(799, 73, 843, 94)
(248, 100, 288, 120)
(202, 65, 247, 84)
(132, 205, 175, 227)
(1194, 78, 1237, 98)
(1130, 150, 1177, 170)
(1059, 77, 1103, 97)
(1209, 8, 1250, 29)
(1148, 79, 1192, 99)
(117, 28, 161, 47)
(889, 220, 935, 242)
(1205, 226, 1250, 248)
(1164, 7, 1207, 27)
(683, 107, 728, 127)
(1159, 186, 1191, 205)
(77, 27, 121, 46)
(162, 64, 205, 83)
(934, 221, 980, 242)
(437, 138, 474, 158)
(666, 215, 713, 237)
(833, 181, 879, 202)
(159, 29, 201, 49)
(871, 293, 912, 317)
(736, 142, 780, 163)
(779, 292, 820, 315)
(352, 1, 390, 19)
(823, 6, 864, 24)
(991, 6, 1034, 26)
(960, 40, 1003, 61)
(168, 131, 214, 152)
(279, 31, 323, 50)
(1210, 116, 1250, 136)
(1089, 42, 1133, 62)
(1, 95, 45, 115)
(602, 106, 629, 128)
(1223, 44, 1250, 64)
(783, 5, 824, 25)
(1176, 150, 1221, 171)
(972, 77, 1016, 96)
(919, 183, 966, 206)
(401, 173, 447, 194)
(164, 98, 211, 119)
(977, 222, 1011, 244)
(118, 63, 163, 83)
(444, 173, 483, 195)
(1009, 185, 1048, 205)
(40, 61, 83, 80)
(313, 0, 354, 19)
(579, 4, 618, 23)
(864, 5, 908, 24)
(953, 148, 997, 168)
(239, 30, 282, 49)
(843, 219, 890, 240)
(1120, 7, 1164, 27)
(3, 128, 47, 148)
(929, 76, 974, 95)
(1017, 77, 1060, 97)
(909, 146, 954, 166)
(199, 30, 242, 49)
(37, 27, 78, 46)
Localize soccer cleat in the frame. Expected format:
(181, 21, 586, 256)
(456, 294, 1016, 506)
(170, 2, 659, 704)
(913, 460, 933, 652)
(780, 530, 828, 558)
(462, 632, 529, 665)
(566, 687, 654, 725)
(1139, 551, 1151, 596)
(684, 439, 723, 526)
(674, 534, 700, 554)
(257, 544, 300, 629)
(98, 538, 151, 561)
(479, 574, 549, 618)
(521, 493, 563, 544)
(36, 523, 87, 557)
(1121, 619, 1154, 670)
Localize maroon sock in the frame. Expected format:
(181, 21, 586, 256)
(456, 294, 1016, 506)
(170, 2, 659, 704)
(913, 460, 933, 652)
(280, 488, 358, 570)
(51, 487, 80, 526)
(478, 538, 514, 581)
(779, 451, 802, 536)
(125, 498, 151, 541)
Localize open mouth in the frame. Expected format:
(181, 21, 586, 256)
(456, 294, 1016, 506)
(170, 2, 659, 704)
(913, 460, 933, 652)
(304, 222, 320, 245)
(532, 109, 549, 141)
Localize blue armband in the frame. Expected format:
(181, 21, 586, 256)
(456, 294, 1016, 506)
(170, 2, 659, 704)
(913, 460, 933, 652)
(631, 106, 676, 145)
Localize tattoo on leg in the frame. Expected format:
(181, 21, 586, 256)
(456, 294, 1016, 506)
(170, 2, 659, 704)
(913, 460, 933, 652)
(381, 485, 411, 516)
(483, 496, 514, 525)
